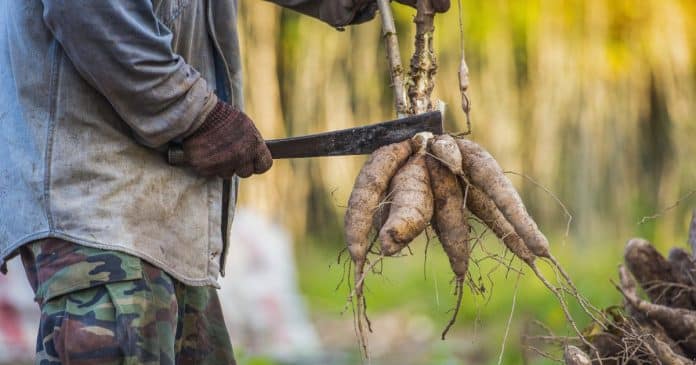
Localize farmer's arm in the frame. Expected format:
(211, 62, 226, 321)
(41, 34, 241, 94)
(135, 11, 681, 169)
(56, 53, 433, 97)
(41, 0, 215, 148)
(41, 0, 271, 177)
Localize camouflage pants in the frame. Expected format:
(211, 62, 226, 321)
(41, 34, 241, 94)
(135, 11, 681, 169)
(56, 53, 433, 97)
(20, 239, 236, 365)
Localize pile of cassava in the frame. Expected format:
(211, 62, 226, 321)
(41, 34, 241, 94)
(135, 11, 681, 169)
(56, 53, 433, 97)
(562, 212, 696, 365)
(344, 132, 590, 354)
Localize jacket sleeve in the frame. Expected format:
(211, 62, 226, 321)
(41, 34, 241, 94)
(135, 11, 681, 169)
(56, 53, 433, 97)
(41, 0, 216, 148)
(265, 0, 377, 27)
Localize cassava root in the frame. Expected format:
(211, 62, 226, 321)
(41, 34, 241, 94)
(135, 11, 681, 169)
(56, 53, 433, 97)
(344, 139, 412, 355)
(425, 154, 470, 339)
(344, 133, 590, 355)
(379, 154, 434, 256)
(561, 217, 696, 365)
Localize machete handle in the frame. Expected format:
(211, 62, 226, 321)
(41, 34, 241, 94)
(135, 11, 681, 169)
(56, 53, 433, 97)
(168, 145, 187, 166)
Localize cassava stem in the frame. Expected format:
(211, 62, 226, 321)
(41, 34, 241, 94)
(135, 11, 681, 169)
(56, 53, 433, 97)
(408, 0, 437, 114)
(376, 0, 410, 116)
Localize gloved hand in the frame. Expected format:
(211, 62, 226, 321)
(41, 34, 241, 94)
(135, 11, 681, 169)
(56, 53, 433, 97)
(395, 0, 450, 13)
(183, 101, 272, 178)
(346, 0, 450, 26)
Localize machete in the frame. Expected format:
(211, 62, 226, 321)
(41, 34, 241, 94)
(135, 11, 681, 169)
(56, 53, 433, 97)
(168, 110, 443, 164)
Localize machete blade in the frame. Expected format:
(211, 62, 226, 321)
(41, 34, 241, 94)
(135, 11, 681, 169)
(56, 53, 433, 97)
(266, 111, 443, 159)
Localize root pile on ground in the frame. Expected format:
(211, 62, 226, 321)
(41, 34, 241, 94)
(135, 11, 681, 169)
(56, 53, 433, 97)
(344, 132, 593, 356)
(563, 211, 696, 365)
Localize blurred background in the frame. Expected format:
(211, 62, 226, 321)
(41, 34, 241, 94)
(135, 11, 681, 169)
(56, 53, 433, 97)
(234, 0, 694, 363)
(1, 0, 693, 364)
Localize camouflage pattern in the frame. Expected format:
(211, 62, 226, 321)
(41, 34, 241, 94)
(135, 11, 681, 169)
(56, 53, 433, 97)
(20, 238, 236, 365)
(20, 239, 143, 305)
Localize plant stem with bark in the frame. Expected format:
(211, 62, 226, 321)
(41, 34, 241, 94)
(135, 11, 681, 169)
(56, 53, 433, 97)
(408, 0, 437, 114)
(376, 0, 410, 116)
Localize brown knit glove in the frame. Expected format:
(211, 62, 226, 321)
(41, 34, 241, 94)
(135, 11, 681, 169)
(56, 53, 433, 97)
(183, 101, 272, 178)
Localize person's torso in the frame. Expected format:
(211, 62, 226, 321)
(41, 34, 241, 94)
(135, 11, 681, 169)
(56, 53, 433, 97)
(0, 0, 241, 286)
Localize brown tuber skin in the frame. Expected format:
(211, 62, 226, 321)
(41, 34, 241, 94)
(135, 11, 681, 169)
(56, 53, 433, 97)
(426, 155, 470, 278)
(430, 134, 464, 176)
(379, 154, 434, 256)
(345, 140, 413, 274)
(456, 138, 550, 258)
(426, 155, 470, 339)
(344, 140, 413, 353)
(619, 265, 689, 360)
(563, 346, 591, 365)
(645, 336, 694, 365)
(668, 247, 696, 309)
(619, 264, 696, 358)
(372, 190, 392, 233)
(581, 231, 696, 365)
(463, 183, 536, 265)
(624, 238, 692, 309)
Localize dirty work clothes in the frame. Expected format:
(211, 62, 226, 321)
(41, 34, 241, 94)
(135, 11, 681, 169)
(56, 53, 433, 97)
(1, 0, 380, 287)
(20, 238, 236, 365)
(0, 0, 235, 286)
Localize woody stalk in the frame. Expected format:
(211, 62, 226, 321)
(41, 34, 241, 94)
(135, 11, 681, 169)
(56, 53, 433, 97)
(376, 0, 438, 117)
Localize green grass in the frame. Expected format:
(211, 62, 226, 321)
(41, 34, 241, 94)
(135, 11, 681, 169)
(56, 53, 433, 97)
(294, 231, 627, 365)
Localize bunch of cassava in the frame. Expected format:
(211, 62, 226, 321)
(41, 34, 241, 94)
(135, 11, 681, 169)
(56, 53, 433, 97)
(344, 132, 573, 351)
(563, 211, 696, 365)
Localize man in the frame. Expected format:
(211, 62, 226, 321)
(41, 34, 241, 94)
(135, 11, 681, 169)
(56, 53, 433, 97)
(0, 0, 449, 364)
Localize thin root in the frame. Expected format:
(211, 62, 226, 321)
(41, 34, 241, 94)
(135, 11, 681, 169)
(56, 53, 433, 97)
(544, 256, 610, 328)
(441, 277, 465, 340)
(423, 227, 434, 280)
(637, 190, 696, 225)
(497, 270, 521, 365)
(527, 262, 601, 360)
